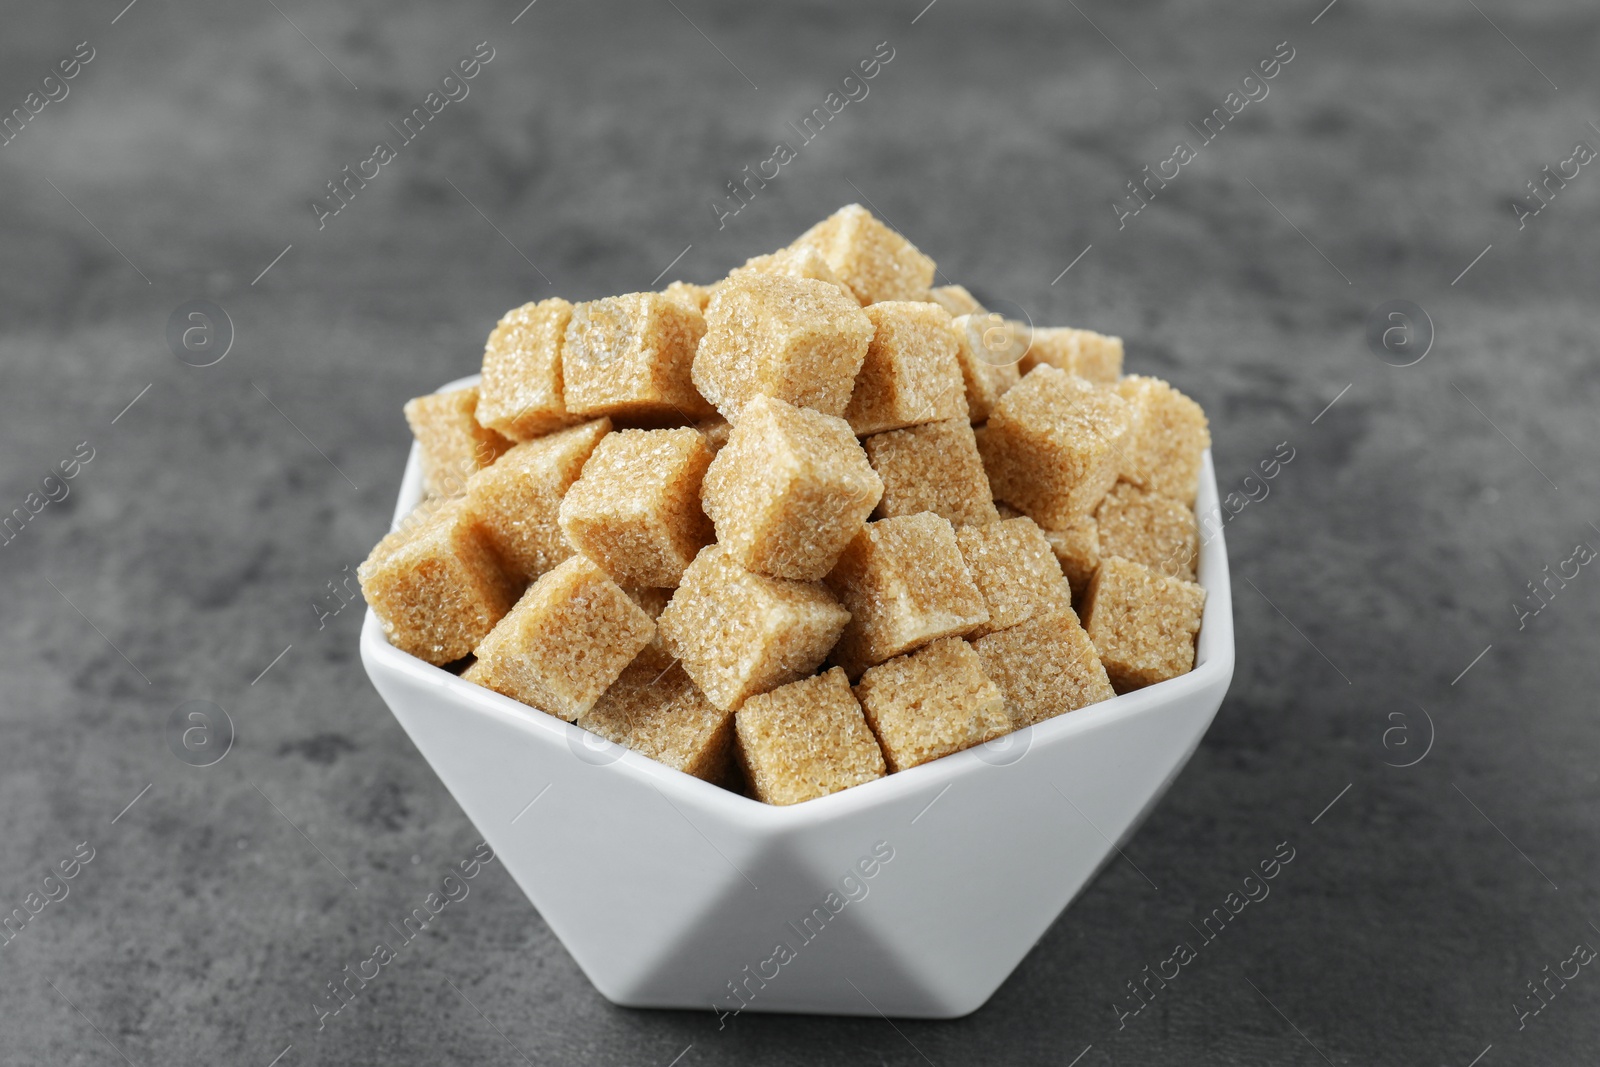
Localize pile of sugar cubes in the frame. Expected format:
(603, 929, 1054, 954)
(359, 205, 1210, 805)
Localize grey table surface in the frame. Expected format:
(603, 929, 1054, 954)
(3, 0, 1598, 1063)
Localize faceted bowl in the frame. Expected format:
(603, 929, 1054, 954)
(360, 374, 1234, 1017)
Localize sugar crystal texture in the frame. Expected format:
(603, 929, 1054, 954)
(692, 272, 873, 421)
(562, 292, 713, 420)
(927, 284, 984, 317)
(579, 660, 734, 782)
(465, 418, 610, 582)
(660, 280, 712, 313)
(476, 299, 576, 441)
(723, 246, 854, 300)
(951, 313, 1025, 422)
(1020, 327, 1124, 385)
(825, 513, 989, 678)
(622, 586, 676, 669)
(863, 417, 998, 527)
(404, 386, 512, 498)
(995, 500, 1099, 600)
(787, 204, 936, 304)
(1081, 555, 1206, 692)
(955, 516, 1075, 637)
(1095, 481, 1198, 580)
(1115, 375, 1211, 506)
(970, 610, 1115, 728)
(844, 301, 967, 436)
(853, 638, 1007, 771)
(358, 496, 519, 665)
(977, 365, 1133, 529)
(658, 545, 851, 711)
(558, 428, 714, 587)
(469, 555, 654, 720)
(735, 668, 886, 804)
(700, 396, 881, 581)
(1045, 520, 1101, 599)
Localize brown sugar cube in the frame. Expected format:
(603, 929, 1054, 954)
(558, 428, 714, 587)
(978, 365, 1134, 529)
(971, 611, 1116, 729)
(1115, 375, 1211, 506)
(1043, 518, 1100, 600)
(562, 292, 713, 421)
(1020, 327, 1125, 385)
(724, 246, 854, 300)
(927, 284, 984, 317)
(844, 301, 968, 436)
(359, 496, 519, 665)
(955, 516, 1076, 637)
(825, 514, 989, 678)
(735, 668, 886, 804)
(404, 387, 513, 498)
(700, 396, 882, 581)
(1074, 331, 1124, 384)
(469, 555, 654, 720)
(1096, 481, 1198, 580)
(661, 280, 712, 313)
(623, 586, 675, 669)
(658, 545, 850, 711)
(854, 638, 1007, 772)
(465, 418, 610, 582)
(1062, 334, 1126, 388)
(1081, 555, 1206, 692)
(996, 501, 1099, 599)
(951, 313, 1025, 422)
(692, 272, 873, 421)
(863, 418, 998, 527)
(787, 204, 936, 304)
(578, 660, 734, 782)
(477, 299, 576, 441)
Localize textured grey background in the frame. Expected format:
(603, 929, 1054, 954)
(2, 0, 1597, 1063)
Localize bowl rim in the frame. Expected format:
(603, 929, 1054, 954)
(361, 373, 1234, 833)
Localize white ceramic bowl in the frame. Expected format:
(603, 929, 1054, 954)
(361, 375, 1234, 1018)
